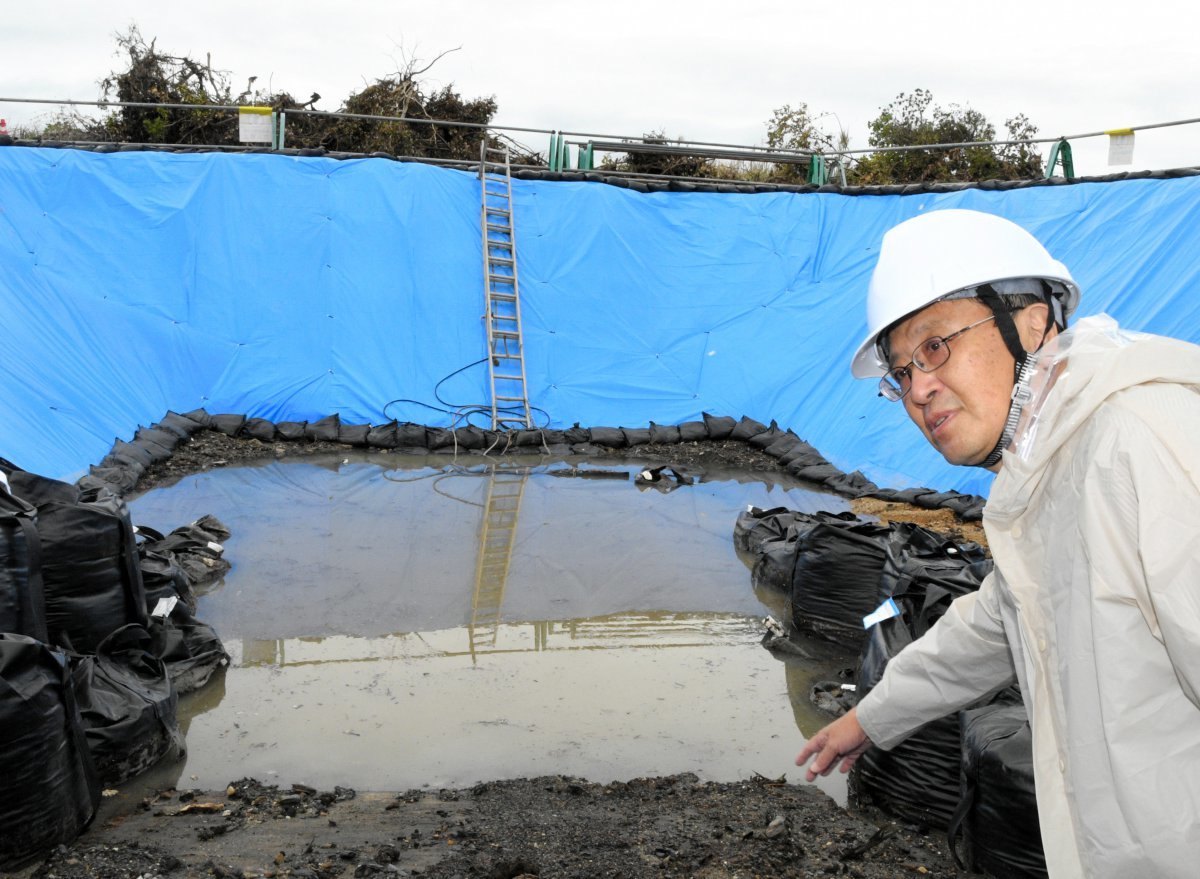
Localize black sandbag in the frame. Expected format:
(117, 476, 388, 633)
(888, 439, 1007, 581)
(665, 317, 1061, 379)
(763, 434, 802, 459)
(156, 410, 206, 438)
(733, 506, 859, 555)
(539, 429, 568, 446)
(913, 490, 962, 510)
(952, 703, 1046, 879)
(136, 535, 195, 613)
(276, 420, 308, 441)
(621, 427, 651, 446)
(426, 426, 455, 450)
(648, 422, 681, 444)
(0, 486, 47, 641)
(210, 413, 247, 437)
(752, 535, 800, 593)
(853, 610, 960, 829)
(137, 516, 230, 593)
(181, 408, 213, 428)
(938, 493, 987, 521)
(338, 422, 371, 446)
(82, 465, 142, 495)
(305, 414, 341, 441)
(749, 511, 865, 594)
(71, 624, 184, 785)
(244, 417, 277, 441)
(104, 438, 158, 469)
(702, 412, 736, 440)
(396, 423, 429, 447)
(790, 462, 845, 484)
(147, 604, 229, 695)
(729, 416, 768, 441)
(366, 421, 400, 449)
(733, 505, 795, 554)
(3, 465, 146, 654)
(748, 424, 785, 450)
(455, 424, 490, 450)
(851, 538, 996, 831)
(588, 426, 625, 447)
(512, 429, 544, 447)
(678, 420, 708, 442)
(0, 635, 100, 870)
(563, 424, 590, 444)
(825, 470, 878, 497)
(777, 439, 826, 467)
(789, 519, 906, 647)
(133, 426, 181, 457)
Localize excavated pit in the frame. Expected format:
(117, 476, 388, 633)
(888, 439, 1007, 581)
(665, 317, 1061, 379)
(126, 451, 860, 801)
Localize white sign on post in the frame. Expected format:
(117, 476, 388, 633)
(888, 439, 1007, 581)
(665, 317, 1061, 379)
(1107, 130, 1135, 166)
(239, 107, 274, 144)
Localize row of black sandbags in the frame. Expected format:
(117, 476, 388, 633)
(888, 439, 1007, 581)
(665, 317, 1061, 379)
(0, 461, 230, 870)
(81, 409, 986, 520)
(736, 506, 1045, 878)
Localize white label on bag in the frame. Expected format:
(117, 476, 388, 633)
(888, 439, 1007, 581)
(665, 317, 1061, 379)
(863, 597, 901, 629)
(151, 596, 179, 619)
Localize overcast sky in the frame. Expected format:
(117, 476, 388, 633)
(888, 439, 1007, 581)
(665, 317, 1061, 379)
(6, 1, 1198, 175)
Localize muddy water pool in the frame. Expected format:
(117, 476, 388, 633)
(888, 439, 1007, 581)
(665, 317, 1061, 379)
(128, 453, 858, 800)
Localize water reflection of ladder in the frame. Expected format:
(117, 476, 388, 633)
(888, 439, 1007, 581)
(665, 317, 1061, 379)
(469, 466, 529, 657)
(479, 143, 533, 430)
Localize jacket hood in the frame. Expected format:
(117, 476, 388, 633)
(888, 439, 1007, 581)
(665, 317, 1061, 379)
(987, 314, 1200, 524)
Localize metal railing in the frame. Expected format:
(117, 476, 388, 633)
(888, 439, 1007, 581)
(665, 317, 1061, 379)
(4, 95, 1199, 183)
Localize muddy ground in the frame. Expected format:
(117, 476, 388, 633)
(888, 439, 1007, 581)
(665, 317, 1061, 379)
(17, 432, 984, 879)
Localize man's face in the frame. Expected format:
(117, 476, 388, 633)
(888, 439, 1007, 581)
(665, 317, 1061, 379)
(884, 298, 1017, 470)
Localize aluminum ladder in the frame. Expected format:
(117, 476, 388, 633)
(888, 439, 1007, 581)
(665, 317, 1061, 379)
(468, 465, 530, 657)
(479, 143, 533, 430)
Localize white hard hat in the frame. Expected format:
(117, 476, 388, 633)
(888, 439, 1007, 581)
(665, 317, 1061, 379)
(850, 209, 1080, 378)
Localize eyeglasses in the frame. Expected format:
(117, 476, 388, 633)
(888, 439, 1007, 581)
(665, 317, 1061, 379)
(879, 314, 997, 401)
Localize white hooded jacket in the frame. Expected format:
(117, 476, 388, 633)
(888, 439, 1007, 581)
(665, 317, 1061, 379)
(855, 315, 1200, 878)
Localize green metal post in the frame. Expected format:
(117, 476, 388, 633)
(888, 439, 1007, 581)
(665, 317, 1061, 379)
(807, 154, 827, 185)
(1045, 139, 1075, 180)
(578, 142, 594, 170)
(549, 132, 562, 171)
(278, 110, 287, 150)
(270, 111, 278, 149)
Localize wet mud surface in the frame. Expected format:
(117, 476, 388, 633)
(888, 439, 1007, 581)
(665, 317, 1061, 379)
(31, 774, 960, 879)
(20, 431, 977, 878)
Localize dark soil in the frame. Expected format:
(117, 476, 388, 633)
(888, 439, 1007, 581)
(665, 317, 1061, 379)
(27, 774, 962, 879)
(17, 431, 975, 879)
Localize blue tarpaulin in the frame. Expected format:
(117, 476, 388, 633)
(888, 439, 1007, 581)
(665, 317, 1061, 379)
(2, 146, 1198, 495)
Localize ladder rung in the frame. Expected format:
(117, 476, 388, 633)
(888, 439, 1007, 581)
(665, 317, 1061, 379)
(486, 223, 510, 232)
(486, 208, 511, 217)
(489, 256, 514, 266)
(493, 330, 520, 339)
(490, 314, 518, 322)
(492, 352, 520, 358)
(490, 292, 516, 302)
(488, 276, 516, 284)
(493, 374, 524, 381)
(496, 395, 527, 402)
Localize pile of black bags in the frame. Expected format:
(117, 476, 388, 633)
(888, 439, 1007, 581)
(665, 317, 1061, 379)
(737, 505, 1046, 877)
(0, 459, 229, 870)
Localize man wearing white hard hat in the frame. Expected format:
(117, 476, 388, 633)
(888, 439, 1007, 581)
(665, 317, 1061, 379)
(796, 209, 1200, 878)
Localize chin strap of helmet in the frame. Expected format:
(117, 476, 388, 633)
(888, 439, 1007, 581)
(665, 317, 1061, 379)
(975, 285, 1044, 468)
